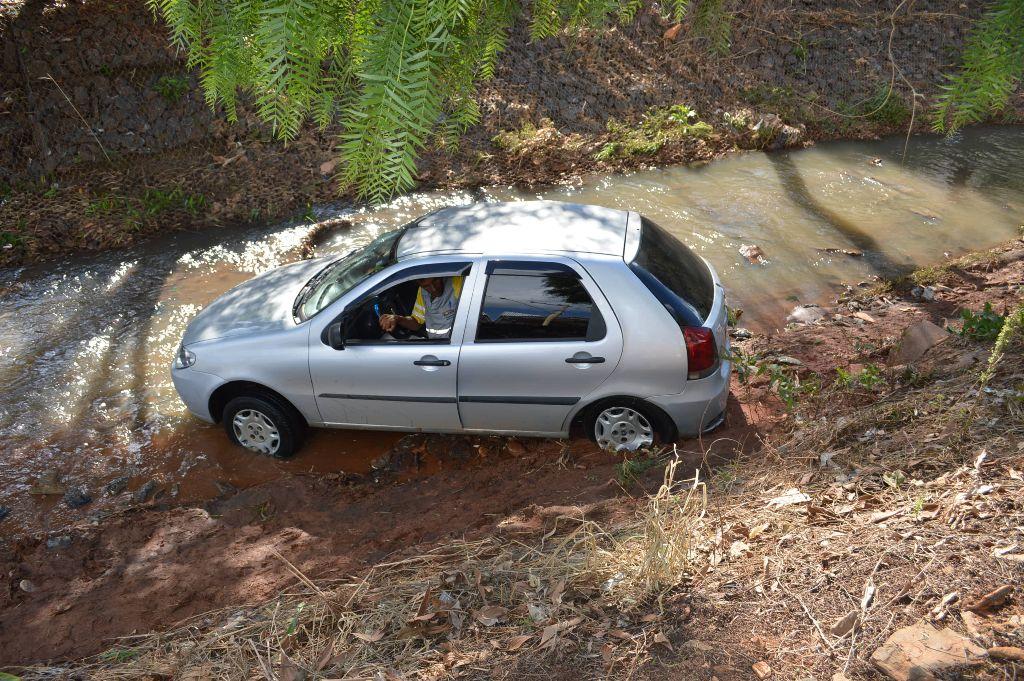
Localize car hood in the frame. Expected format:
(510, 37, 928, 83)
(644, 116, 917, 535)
(181, 257, 333, 345)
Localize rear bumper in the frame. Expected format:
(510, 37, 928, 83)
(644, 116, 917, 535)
(170, 365, 224, 423)
(648, 357, 731, 438)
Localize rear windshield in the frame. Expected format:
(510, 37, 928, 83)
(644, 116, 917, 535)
(629, 217, 714, 324)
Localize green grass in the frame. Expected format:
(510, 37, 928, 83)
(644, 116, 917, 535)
(154, 74, 190, 103)
(859, 86, 911, 126)
(86, 188, 207, 229)
(615, 452, 663, 485)
(595, 104, 713, 161)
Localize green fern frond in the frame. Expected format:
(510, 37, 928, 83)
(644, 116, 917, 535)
(934, 0, 1024, 133)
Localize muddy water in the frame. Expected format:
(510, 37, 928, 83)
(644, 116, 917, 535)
(2, 126, 1023, 531)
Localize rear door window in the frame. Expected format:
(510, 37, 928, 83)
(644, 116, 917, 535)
(476, 265, 605, 342)
(630, 217, 714, 323)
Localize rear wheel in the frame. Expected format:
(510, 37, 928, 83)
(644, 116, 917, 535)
(223, 395, 303, 458)
(586, 399, 668, 452)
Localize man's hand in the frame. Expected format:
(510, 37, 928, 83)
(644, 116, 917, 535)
(379, 314, 397, 333)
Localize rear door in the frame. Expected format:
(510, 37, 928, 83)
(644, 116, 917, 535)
(457, 258, 622, 435)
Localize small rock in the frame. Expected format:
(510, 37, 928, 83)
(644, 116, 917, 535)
(786, 304, 830, 325)
(214, 480, 238, 497)
(0, 506, 9, 521)
(19, 579, 36, 593)
(775, 356, 803, 366)
(680, 639, 715, 655)
(960, 611, 991, 642)
(871, 622, 987, 680)
(505, 439, 526, 456)
(103, 475, 130, 496)
(888, 320, 950, 365)
(751, 661, 772, 679)
(853, 311, 877, 324)
(46, 535, 72, 550)
(133, 480, 157, 503)
(29, 470, 65, 496)
(988, 646, 1024, 662)
(922, 286, 936, 301)
(730, 327, 753, 340)
(63, 487, 92, 509)
(739, 244, 766, 264)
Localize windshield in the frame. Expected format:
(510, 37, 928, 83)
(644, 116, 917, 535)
(295, 229, 403, 321)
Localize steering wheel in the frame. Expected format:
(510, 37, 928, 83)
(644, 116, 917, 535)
(374, 294, 414, 340)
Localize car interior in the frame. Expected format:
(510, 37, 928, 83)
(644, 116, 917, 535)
(343, 279, 431, 342)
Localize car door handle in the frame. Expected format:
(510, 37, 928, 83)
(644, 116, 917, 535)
(414, 358, 451, 367)
(565, 356, 605, 364)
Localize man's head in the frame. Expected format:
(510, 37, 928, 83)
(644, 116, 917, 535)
(417, 277, 445, 297)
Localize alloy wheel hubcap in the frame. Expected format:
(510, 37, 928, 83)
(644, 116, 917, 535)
(594, 407, 654, 452)
(232, 409, 280, 455)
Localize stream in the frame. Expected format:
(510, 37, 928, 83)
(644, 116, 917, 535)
(1, 126, 1023, 532)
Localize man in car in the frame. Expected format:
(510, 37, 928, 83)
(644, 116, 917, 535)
(379, 276, 464, 340)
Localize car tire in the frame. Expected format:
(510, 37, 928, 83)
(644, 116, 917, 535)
(584, 398, 673, 453)
(223, 394, 303, 458)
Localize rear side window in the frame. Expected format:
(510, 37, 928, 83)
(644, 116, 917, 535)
(476, 273, 604, 342)
(630, 217, 714, 323)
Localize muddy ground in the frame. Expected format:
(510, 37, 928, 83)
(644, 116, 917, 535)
(2, 238, 1021, 671)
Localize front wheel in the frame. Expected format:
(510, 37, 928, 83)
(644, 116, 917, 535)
(586, 400, 665, 452)
(223, 395, 303, 458)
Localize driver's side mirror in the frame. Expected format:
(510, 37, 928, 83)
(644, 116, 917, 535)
(327, 320, 345, 350)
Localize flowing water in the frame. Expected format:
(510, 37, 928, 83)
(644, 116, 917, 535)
(1, 126, 1023, 531)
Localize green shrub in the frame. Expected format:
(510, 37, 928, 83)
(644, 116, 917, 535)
(957, 302, 1005, 342)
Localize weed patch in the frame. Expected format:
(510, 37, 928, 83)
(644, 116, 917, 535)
(957, 302, 1006, 341)
(595, 105, 712, 161)
(154, 74, 190, 103)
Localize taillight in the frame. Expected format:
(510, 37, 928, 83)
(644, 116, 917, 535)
(683, 326, 719, 380)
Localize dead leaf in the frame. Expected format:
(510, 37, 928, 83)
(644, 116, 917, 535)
(475, 605, 508, 626)
(966, 585, 1013, 613)
(507, 634, 532, 651)
(608, 629, 632, 640)
(550, 578, 566, 605)
(831, 611, 860, 637)
(351, 630, 384, 643)
(540, 623, 560, 646)
(641, 613, 660, 623)
(653, 631, 673, 651)
(988, 646, 1024, 662)
(663, 23, 683, 41)
(767, 488, 810, 507)
(870, 509, 900, 524)
(277, 655, 307, 681)
(319, 158, 338, 175)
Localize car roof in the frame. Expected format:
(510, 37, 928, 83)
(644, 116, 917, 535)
(395, 201, 631, 260)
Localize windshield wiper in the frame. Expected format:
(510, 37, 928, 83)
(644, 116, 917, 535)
(292, 256, 345, 322)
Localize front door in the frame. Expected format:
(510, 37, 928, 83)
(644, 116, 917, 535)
(309, 260, 476, 431)
(457, 259, 622, 435)
(311, 343, 462, 429)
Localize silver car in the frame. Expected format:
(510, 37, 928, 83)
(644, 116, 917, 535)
(172, 201, 731, 457)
